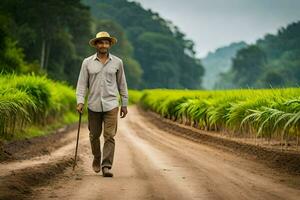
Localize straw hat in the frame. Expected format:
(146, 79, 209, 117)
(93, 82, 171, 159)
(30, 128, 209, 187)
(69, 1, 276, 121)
(89, 31, 117, 47)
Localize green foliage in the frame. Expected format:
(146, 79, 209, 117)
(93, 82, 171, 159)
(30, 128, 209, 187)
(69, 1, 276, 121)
(0, 74, 77, 139)
(219, 21, 300, 89)
(0, 38, 26, 73)
(0, 88, 35, 137)
(0, 13, 37, 74)
(0, 0, 92, 86)
(232, 45, 267, 88)
(84, 0, 204, 89)
(1, 0, 205, 89)
(128, 90, 143, 105)
(137, 88, 300, 140)
(202, 42, 247, 89)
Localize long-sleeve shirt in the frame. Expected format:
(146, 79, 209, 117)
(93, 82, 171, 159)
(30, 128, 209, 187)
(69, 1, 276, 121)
(76, 53, 128, 112)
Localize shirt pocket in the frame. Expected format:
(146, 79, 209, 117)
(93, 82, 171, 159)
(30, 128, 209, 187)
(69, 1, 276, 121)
(87, 63, 102, 75)
(106, 71, 115, 84)
(105, 67, 117, 84)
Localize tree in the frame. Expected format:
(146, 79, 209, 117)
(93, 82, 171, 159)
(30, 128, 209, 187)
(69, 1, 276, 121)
(83, 0, 205, 89)
(212, 21, 300, 89)
(231, 45, 267, 87)
(0, 0, 92, 85)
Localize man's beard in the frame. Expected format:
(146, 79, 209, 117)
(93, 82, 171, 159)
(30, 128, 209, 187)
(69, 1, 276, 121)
(99, 48, 108, 54)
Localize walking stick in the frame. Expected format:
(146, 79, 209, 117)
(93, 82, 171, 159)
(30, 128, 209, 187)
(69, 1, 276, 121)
(73, 112, 82, 170)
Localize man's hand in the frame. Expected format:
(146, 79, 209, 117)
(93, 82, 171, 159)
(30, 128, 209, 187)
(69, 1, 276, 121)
(120, 106, 128, 118)
(76, 103, 84, 114)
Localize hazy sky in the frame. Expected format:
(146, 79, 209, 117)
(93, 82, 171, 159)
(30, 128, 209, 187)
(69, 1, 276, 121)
(132, 0, 300, 58)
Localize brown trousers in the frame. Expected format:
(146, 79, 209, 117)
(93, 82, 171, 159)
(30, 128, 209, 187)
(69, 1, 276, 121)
(87, 107, 119, 169)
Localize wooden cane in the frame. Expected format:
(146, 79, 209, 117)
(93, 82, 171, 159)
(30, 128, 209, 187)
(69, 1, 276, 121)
(73, 112, 82, 170)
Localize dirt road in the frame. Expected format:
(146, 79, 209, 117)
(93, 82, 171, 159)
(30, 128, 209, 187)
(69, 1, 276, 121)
(1, 105, 300, 200)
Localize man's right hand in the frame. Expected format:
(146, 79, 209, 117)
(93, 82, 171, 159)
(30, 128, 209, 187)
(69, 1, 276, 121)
(76, 103, 84, 114)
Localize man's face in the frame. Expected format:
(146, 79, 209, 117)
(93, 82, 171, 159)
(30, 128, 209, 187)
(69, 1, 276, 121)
(95, 39, 111, 54)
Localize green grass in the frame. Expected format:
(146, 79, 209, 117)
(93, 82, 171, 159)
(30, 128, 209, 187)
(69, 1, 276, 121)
(0, 73, 82, 141)
(2, 72, 299, 146)
(10, 111, 88, 141)
(132, 88, 300, 144)
(128, 89, 143, 105)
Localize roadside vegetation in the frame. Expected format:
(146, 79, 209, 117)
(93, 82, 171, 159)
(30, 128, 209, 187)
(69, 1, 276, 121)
(0, 73, 87, 141)
(132, 88, 300, 151)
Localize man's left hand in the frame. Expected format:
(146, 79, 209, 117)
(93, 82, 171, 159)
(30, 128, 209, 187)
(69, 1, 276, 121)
(120, 106, 128, 118)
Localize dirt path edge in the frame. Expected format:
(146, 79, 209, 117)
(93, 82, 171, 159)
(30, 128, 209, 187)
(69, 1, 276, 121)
(137, 106, 300, 175)
(0, 122, 84, 162)
(0, 157, 76, 200)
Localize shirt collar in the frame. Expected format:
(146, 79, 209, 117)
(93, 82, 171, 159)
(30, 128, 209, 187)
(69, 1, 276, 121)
(93, 53, 113, 61)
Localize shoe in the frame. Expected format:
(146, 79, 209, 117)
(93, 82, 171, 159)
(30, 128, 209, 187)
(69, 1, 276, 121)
(92, 157, 101, 173)
(102, 167, 113, 177)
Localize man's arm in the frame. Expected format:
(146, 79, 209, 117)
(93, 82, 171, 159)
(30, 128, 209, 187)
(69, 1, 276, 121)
(76, 59, 88, 106)
(116, 60, 128, 118)
(116, 60, 128, 107)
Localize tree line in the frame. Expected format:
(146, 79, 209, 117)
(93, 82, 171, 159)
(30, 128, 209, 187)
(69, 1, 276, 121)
(0, 0, 204, 89)
(217, 21, 300, 89)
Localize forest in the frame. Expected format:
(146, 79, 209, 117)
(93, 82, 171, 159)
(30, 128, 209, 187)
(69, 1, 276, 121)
(0, 0, 204, 89)
(216, 21, 300, 89)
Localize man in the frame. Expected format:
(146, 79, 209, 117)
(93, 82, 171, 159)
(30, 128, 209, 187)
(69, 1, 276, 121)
(75, 31, 128, 177)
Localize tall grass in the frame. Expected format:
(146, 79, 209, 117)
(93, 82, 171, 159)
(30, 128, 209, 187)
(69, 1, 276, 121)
(0, 73, 77, 139)
(138, 88, 300, 150)
(128, 90, 143, 105)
